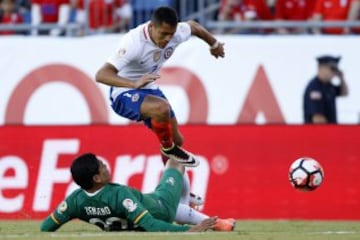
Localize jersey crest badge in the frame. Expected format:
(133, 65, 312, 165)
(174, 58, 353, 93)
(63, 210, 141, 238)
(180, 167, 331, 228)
(153, 50, 161, 62)
(131, 93, 140, 102)
(117, 48, 126, 58)
(123, 199, 137, 212)
(165, 177, 175, 186)
(164, 47, 174, 59)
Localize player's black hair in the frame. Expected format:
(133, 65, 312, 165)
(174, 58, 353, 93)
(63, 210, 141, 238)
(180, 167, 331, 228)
(71, 153, 100, 190)
(151, 6, 178, 27)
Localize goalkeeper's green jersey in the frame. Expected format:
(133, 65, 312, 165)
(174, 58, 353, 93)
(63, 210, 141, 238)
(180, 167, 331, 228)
(41, 168, 189, 232)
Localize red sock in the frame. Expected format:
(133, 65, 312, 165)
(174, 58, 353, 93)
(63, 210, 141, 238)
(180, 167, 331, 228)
(151, 119, 173, 148)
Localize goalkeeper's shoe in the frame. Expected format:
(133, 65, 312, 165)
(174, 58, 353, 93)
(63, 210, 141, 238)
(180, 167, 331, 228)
(189, 192, 204, 210)
(161, 144, 199, 167)
(213, 218, 236, 231)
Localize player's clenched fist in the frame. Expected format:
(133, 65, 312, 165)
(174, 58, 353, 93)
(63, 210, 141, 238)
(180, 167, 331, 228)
(210, 42, 225, 59)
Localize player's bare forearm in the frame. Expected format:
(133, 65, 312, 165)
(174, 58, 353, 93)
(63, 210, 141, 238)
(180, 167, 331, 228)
(95, 63, 136, 88)
(187, 20, 217, 47)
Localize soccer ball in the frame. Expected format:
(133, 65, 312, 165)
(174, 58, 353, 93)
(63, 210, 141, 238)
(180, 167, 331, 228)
(289, 157, 324, 191)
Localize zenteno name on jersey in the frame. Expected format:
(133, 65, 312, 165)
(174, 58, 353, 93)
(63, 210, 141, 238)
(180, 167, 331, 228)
(107, 21, 191, 100)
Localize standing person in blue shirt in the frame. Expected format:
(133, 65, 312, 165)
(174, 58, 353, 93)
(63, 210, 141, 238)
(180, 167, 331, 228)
(303, 55, 349, 124)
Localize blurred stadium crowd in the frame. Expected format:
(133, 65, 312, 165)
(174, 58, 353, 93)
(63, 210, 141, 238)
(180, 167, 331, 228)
(0, 0, 360, 36)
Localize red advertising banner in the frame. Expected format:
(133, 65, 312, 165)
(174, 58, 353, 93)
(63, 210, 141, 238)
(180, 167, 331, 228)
(0, 125, 359, 220)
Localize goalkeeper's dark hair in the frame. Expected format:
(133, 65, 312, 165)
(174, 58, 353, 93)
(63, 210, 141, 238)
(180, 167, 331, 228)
(71, 153, 99, 190)
(151, 6, 178, 27)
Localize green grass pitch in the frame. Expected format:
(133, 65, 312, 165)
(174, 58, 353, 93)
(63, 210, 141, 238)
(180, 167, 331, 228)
(0, 220, 359, 240)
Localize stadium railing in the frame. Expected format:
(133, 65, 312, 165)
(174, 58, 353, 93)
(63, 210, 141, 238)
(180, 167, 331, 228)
(206, 20, 360, 31)
(0, 23, 82, 36)
(1, 0, 360, 36)
(1, 21, 360, 36)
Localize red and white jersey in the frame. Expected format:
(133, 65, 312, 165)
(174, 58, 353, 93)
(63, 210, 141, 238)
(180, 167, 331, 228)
(313, 0, 353, 34)
(107, 21, 191, 99)
(32, 0, 69, 23)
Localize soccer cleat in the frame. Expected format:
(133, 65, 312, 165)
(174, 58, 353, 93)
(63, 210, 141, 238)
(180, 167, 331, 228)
(189, 192, 204, 209)
(161, 144, 199, 167)
(213, 218, 236, 231)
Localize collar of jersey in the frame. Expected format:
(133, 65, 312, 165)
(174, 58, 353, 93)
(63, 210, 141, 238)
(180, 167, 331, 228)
(142, 22, 158, 47)
(84, 186, 105, 197)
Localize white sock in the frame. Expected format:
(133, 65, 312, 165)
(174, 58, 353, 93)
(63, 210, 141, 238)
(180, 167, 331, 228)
(175, 203, 208, 225)
(180, 171, 191, 204)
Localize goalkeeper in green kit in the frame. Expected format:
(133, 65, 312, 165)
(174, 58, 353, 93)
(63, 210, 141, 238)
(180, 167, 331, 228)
(41, 153, 234, 232)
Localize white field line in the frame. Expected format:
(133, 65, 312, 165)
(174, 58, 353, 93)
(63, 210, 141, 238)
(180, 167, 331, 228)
(0, 232, 210, 239)
(50, 232, 207, 238)
(2, 230, 359, 238)
(306, 231, 360, 235)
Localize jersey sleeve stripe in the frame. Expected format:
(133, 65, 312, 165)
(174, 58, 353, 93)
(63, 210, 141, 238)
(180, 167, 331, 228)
(134, 210, 149, 224)
(50, 213, 61, 225)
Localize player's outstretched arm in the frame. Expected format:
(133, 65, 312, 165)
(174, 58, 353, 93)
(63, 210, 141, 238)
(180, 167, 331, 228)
(40, 213, 66, 232)
(40, 200, 73, 232)
(187, 20, 225, 59)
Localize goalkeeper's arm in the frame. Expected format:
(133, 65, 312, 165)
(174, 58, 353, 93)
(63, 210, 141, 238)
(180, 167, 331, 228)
(40, 213, 67, 232)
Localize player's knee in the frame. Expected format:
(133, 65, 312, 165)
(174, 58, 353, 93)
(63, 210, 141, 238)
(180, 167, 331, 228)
(153, 101, 171, 119)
